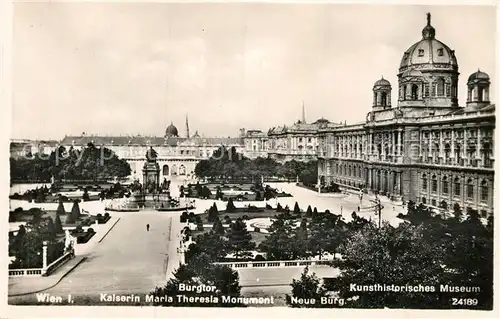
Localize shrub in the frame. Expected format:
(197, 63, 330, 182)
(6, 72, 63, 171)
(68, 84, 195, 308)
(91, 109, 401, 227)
(97, 213, 102, 219)
(254, 254, 266, 261)
(75, 225, 84, 233)
(224, 216, 231, 223)
(14, 207, 23, 213)
(266, 204, 272, 209)
(253, 227, 260, 233)
(104, 212, 110, 218)
(396, 213, 406, 218)
(242, 215, 249, 220)
(87, 227, 95, 233)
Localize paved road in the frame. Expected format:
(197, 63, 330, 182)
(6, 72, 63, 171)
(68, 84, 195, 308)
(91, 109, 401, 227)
(9, 211, 179, 304)
(267, 183, 405, 226)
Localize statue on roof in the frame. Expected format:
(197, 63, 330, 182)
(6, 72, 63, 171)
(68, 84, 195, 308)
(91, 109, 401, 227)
(146, 146, 158, 162)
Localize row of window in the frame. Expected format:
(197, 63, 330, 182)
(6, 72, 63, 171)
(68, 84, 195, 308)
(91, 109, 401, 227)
(420, 198, 489, 218)
(421, 174, 489, 202)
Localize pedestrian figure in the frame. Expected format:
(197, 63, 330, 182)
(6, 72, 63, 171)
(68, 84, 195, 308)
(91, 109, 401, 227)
(146, 224, 150, 232)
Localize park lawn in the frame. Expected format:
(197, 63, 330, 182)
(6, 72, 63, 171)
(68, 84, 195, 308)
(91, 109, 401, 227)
(199, 208, 283, 224)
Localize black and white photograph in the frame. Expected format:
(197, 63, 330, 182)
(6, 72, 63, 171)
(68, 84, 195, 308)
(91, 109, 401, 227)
(3, 0, 497, 314)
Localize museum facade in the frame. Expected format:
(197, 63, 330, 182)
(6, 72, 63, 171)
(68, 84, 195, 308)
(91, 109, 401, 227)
(316, 14, 495, 217)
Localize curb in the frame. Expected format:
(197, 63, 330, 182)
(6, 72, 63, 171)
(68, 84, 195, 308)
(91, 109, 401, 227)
(8, 257, 87, 297)
(98, 217, 121, 243)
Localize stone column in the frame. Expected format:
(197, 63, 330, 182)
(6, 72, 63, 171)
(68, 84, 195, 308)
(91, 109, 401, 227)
(476, 128, 482, 166)
(475, 176, 480, 210)
(450, 130, 455, 164)
(419, 130, 423, 158)
(42, 241, 48, 270)
(368, 133, 372, 156)
(396, 130, 401, 156)
(392, 131, 396, 158)
(439, 130, 444, 163)
(381, 133, 386, 160)
(428, 131, 432, 162)
(396, 171, 401, 196)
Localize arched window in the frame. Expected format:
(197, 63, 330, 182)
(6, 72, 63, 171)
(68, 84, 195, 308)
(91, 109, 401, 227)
(442, 176, 449, 194)
(162, 164, 170, 176)
(444, 143, 451, 160)
(481, 180, 488, 202)
(431, 175, 438, 193)
(381, 92, 387, 107)
(437, 78, 445, 96)
(454, 177, 461, 196)
(466, 178, 474, 199)
(422, 174, 427, 190)
(348, 166, 351, 176)
(411, 84, 419, 100)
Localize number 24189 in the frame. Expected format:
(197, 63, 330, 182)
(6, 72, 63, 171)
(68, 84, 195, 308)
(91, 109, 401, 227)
(451, 298, 478, 306)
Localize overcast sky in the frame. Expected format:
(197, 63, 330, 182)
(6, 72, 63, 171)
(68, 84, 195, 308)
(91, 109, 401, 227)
(12, 3, 496, 140)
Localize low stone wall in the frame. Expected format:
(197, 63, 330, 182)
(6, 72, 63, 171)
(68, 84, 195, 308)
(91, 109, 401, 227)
(8, 251, 74, 277)
(213, 259, 334, 269)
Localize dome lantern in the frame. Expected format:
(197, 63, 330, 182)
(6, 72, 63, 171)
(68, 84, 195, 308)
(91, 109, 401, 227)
(422, 12, 436, 40)
(467, 69, 490, 108)
(372, 76, 392, 111)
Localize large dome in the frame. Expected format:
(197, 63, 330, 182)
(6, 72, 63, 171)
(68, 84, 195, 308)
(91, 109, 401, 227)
(165, 122, 179, 137)
(399, 13, 458, 73)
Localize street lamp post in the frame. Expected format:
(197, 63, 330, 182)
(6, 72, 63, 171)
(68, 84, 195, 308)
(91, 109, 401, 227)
(377, 199, 382, 230)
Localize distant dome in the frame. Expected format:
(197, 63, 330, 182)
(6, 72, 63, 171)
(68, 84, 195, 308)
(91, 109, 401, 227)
(399, 13, 458, 73)
(374, 78, 391, 87)
(468, 70, 490, 82)
(165, 122, 178, 137)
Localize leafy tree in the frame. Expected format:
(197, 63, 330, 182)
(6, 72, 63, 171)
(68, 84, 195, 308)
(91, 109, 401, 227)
(259, 213, 297, 260)
(226, 198, 236, 213)
(330, 221, 452, 308)
(312, 207, 318, 219)
(286, 266, 328, 308)
(195, 216, 204, 231)
(56, 202, 66, 215)
(255, 191, 261, 201)
(54, 212, 64, 233)
(82, 188, 90, 201)
(306, 205, 313, 218)
(66, 200, 81, 224)
(10, 144, 131, 182)
(293, 202, 301, 215)
(180, 211, 189, 223)
(212, 218, 225, 236)
(294, 218, 309, 258)
(226, 218, 255, 258)
(195, 182, 202, 197)
(185, 231, 228, 263)
(207, 204, 219, 223)
(308, 213, 344, 259)
(150, 262, 243, 307)
(201, 186, 211, 199)
(452, 203, 464, 222)
(276, 203, 283, 212)
(216, 186, 223, 200)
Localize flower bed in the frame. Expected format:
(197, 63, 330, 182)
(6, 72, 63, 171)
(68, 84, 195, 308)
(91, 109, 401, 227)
(71, 227, 96, 244)
(95, 213, 111, 224)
